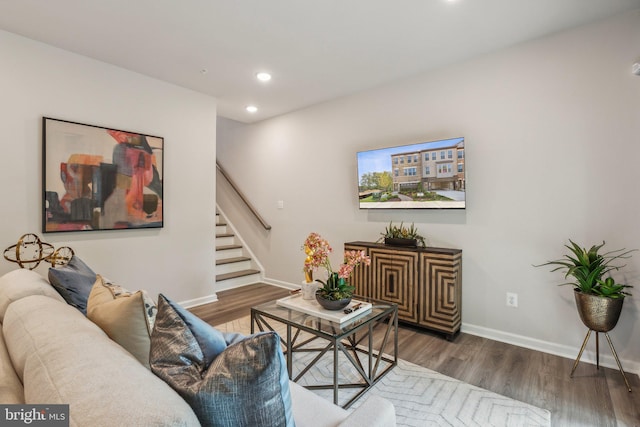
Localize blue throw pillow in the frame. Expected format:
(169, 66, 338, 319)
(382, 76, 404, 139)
(159, 294, 227, 366)
(150, 294, 295, 427)
(48, 255, 97, 315)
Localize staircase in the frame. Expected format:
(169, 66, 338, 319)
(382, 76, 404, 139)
(215, 210, 261, 290)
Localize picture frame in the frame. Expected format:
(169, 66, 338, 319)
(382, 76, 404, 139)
(42, 117, 164, 233)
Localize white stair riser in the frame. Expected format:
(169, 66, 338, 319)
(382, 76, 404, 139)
(216, 273, 261, 291)
(216, 235, 235, 246)
(217, 260, 252, 275)
(216, 247, 243, 259)
(215, 209, 262, 288)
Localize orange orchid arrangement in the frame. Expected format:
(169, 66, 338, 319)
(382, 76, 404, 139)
(302, 232, 370, 300)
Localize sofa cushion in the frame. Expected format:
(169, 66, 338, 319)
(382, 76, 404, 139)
(48, 255, 97, 314)
(150, 294, 295, 427)
(3, 295, 200, 427)
(289, 382, 347, 427)
(0, 268, 64, 322)
(86, 275, 157, 368)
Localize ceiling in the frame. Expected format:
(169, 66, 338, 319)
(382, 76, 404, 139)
(1, 0, 639, 123)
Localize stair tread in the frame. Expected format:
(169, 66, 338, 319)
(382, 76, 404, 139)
(216, 256, 251, 266)
(216, 244, 243, 251)
(216, 269, 260, 281)
(216, 233, 234, 238)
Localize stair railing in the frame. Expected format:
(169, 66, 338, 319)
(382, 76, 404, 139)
(216, 161, 272, 231)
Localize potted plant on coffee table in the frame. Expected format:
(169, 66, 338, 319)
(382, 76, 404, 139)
(535, 239, 636, 391)
(302, 232, 371, 310)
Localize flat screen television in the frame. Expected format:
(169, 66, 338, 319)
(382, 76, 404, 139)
(357, 137, 465, 209)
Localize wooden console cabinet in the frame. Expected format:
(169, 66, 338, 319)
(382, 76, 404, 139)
(345, 241, 462, 338)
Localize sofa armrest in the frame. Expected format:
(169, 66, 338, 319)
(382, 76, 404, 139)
(0, 330, 23, 403)
(0, 269, 64, 322)
(338, 395, 396, 427)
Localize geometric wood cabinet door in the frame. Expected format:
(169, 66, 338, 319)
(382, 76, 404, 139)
(343, 242, 370, 297)
(419, 250, 462, 338)
(369, 247, 419, 323)
(345, 241, 462, 338)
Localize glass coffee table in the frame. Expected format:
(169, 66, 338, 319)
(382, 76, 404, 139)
(251, 297, 398, 408)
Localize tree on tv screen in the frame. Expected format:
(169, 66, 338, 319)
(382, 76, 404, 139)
(359, 171, 393, 192)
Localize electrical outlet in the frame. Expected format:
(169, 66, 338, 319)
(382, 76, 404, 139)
(506, 292, 518, 308)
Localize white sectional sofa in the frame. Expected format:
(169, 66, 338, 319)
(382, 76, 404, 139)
(0, 268, 396, 426)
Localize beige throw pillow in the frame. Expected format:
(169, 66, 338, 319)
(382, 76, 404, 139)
(87, 275, 157, 368)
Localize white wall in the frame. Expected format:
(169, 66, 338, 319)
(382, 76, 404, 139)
(0, 30, 217, 304)
(217, 10, 640, 372)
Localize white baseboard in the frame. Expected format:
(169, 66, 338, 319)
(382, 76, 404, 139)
(262, 276, 300, 290)
(202, 276, 640, 377)
(462, 322, 640, 376)
(180, 293, 218, 309)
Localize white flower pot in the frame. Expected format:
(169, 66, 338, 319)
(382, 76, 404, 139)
(301, 281, 318, 300)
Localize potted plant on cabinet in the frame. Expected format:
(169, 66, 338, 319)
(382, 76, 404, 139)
(302, 232, 370, 310)
(378, 222, 426, 248)
(535, 239, 636, 392)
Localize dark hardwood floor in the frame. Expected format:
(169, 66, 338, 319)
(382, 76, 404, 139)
(190, 284, 640, 427)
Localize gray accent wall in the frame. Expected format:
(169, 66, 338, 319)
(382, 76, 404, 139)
(217, 10, 640, 373)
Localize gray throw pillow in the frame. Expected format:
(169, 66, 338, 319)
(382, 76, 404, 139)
(48, 255, 96, 315)
(150, 294, 295, 427)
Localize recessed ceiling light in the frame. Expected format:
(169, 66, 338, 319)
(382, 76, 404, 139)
(256, 72, 272, 82)
(246, 105, 258, 113)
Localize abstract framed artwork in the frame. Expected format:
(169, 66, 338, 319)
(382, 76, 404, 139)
(42, 117, 163, 233)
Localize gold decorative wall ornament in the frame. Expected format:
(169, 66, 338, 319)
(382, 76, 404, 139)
(3, 233, 73, 270)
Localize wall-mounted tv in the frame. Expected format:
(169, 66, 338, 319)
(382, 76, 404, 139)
(357, 137, 465, 209)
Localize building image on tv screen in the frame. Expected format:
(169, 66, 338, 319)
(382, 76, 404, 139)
(357, 137, 465, 209)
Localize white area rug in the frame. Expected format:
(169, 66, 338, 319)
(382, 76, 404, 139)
(215, 316, 551, 427)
